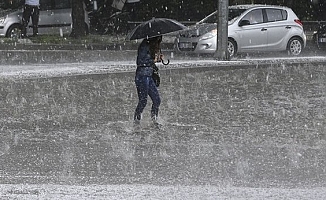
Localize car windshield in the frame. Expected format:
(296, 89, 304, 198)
(199, 8, 246, 24)
(0, 0, 22, 10)
(229, 8, 246, 23)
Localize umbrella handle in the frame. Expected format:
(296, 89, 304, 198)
(162, 59, 170, 65)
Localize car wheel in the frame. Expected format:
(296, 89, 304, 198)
(228, 39, 237, 58)
(287, 37, 303, 56)
(6, 24, 21, 39)
(173, 38, 185, 56)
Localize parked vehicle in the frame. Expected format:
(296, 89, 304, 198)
(0, 0, 90, 38)
(174, 4, 307, 57)
(87, 0, 139, 35)
(313, 23, 326, 50)
(88, 10, 130, 35)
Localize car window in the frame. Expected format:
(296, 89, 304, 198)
(40, 0, 53, 10)
(229, 8, 246, 22)
(54, 0, 71, 9)
(202, 13, 217, 24)
(242, 9, 263, 25)
(266, 8, 287, 22)
(199, 8, 246, 24)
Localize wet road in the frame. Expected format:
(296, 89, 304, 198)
(0, 61, 325, 189)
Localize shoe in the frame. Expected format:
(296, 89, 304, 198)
(152, 120, 162, 130)
(133, 120, 141, 132)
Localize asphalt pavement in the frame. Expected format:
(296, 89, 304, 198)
(0, 38, 326, 199)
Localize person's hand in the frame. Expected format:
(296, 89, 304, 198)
(154, 53, 164, 62)
(159, 53, 164, 61)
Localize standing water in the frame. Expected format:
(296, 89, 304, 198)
(0, 62, 325, 193)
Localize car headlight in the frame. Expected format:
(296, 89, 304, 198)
(199, 29, 217, 41)
(0, 16, 6, 24)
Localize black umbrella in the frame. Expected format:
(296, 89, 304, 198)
(126, 18, 187, 40)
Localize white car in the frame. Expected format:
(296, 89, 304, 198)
(175, 4, 307, 57)
(0, 0, 89, 38)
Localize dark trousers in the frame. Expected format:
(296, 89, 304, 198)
(134, 75, 161, 121)
(22, 4, 40, 37)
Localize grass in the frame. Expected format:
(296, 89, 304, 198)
(30, 34, 129, 44)
(0, 33, 177, 46)
(0, 34, 130, 45)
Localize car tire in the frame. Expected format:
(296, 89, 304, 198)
(173, 39, 186, 56)
(6, 24, 21, 38)
(287, 37, 303, 56)
(228, 39, 237, 58)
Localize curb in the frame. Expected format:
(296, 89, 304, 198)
(0, 39, 174, 51)
(0, 41, 175, 65)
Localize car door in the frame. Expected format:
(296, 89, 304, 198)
(236, 9, 268, 52)
(52, 0, 72, 35)
(34, 0, 54, 35)
(35, 0, 72, 35)
(264, 8, 290, 50)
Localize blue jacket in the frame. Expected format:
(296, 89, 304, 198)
(136, 39, 155, 76)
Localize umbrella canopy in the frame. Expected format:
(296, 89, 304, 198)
(126, 18, 187, 40)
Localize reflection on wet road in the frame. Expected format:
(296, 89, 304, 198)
(0, 63, 325, 188)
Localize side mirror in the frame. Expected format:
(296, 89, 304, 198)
(239, 20, 250, 27)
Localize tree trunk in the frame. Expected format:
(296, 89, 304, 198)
(70, 0, 86, 38)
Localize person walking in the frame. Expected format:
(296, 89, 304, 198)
(134, 36, 163, 129)
(21, 0, 40, 38)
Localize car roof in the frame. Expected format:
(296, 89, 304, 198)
(229, 4, 287, 10)
(204, 4, 290, 16)
(197, 4, 291, 25)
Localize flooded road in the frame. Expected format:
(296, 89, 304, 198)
(0, 62, 325, 190)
